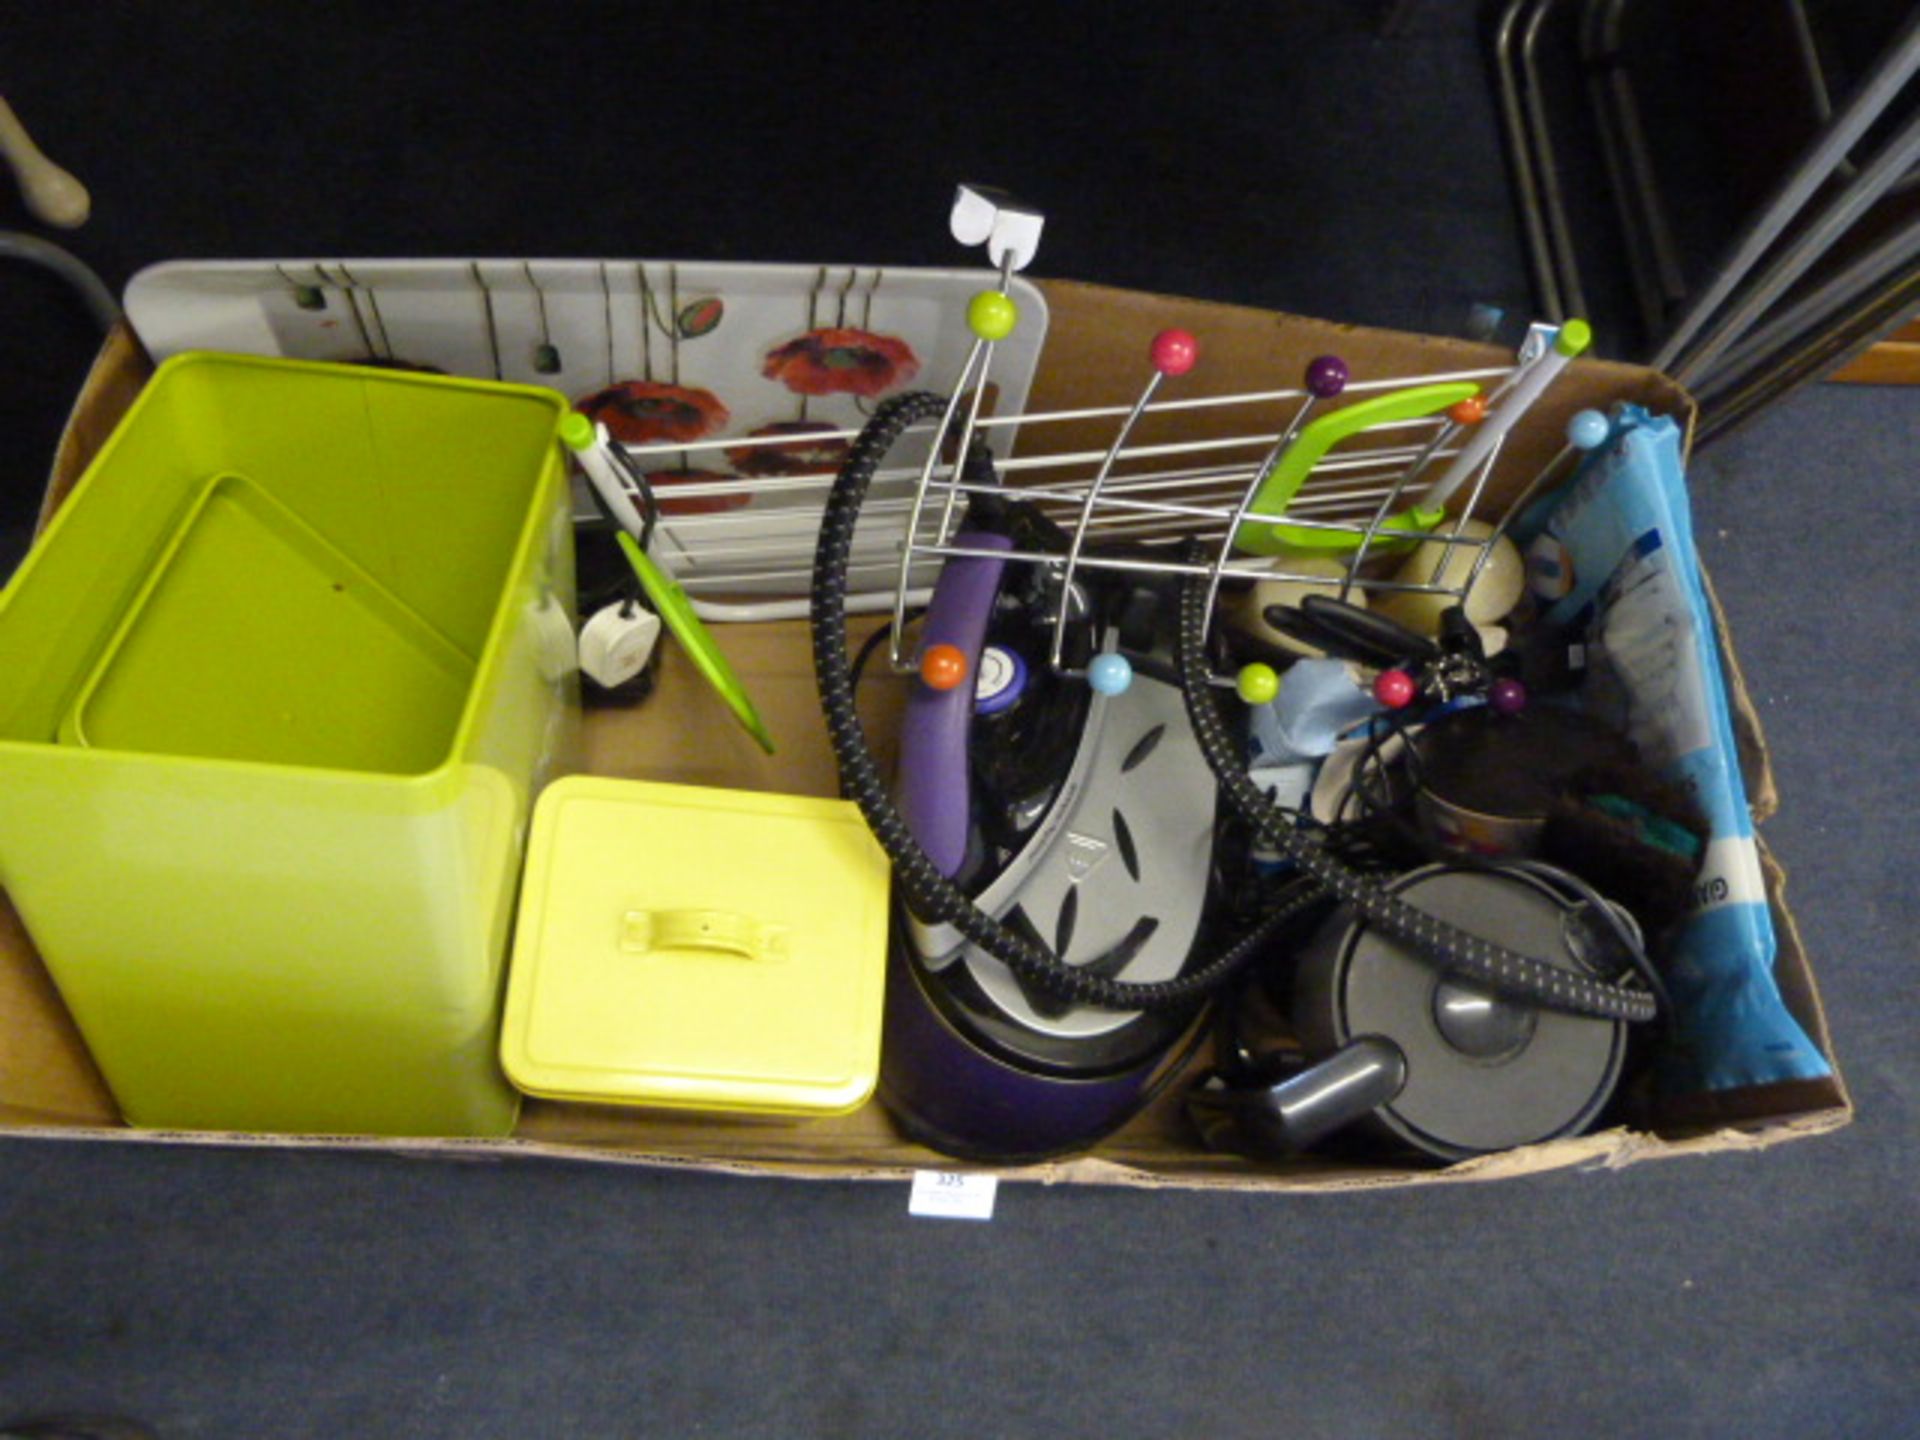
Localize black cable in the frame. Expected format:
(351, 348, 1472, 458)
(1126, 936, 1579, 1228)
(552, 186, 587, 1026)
(1505, 858, 1674, 1017)
(572, 429, 661, 617)
(1171, 546, 1657, 1025)
(1341, 713, 1401, 825)
(1332, 700, 1669, 1016)
(810, 392, 1315, 1013)
(1322, 703, 1669, 1015)
(0, 231, 120, 330)
(603, 434, 661, 554)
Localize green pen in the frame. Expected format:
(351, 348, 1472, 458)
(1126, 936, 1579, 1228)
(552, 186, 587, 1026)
(616, 530, 776, 755)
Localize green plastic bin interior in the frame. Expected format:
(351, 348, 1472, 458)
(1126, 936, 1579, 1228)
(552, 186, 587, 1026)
(59, 471, 479, 772)
(0, 352, 577, 1137)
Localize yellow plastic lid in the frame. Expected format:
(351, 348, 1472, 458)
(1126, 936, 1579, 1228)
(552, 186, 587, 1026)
(500, 776, 892, 1117)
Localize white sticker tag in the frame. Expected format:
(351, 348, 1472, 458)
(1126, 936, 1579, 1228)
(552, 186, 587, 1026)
(908, 1169, 998, 1221)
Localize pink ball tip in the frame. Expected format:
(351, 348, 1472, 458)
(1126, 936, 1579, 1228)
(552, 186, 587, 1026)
(1150, 329, 1199, 376)
(1374, 669, 1418, 710)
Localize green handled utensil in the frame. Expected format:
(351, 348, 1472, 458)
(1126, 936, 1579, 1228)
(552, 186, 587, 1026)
(1233, 381, 1480, 557)
(616, 531, 775, 754)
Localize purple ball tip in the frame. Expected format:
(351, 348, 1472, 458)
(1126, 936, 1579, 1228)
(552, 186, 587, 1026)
(1489, 677, 1528, 715)
(1306, 355, 1349, 399)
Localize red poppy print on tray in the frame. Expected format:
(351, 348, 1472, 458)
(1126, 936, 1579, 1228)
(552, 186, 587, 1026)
(576, 380, 730, 444)
(761, 327, 920, 399)
(725, 421, 850, 478)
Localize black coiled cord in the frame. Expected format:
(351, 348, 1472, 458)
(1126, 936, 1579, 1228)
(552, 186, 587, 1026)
(1169, 544, 1658, 1025)
(811, 391, 1319, 1012)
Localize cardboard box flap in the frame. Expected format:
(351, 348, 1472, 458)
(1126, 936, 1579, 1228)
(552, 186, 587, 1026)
(43, 323, 153, 530)
(0, 895, 116, 1126)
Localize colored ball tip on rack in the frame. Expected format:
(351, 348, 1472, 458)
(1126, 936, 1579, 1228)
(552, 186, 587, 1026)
(1087, 653, 1134, 696)
(1554, 318, 1594, 356)
(1150, 329, 1198, 377)
(1235, 662, 1280, 706)
(1567, 409, 1610, 450)
(919, 643, 969, 692)
(1374, 668, 1418, 710)
(1448, 395, 1488, 426)
(1305, 354, 1349, 398)
(967, 290, 1019, 342)
(1489, 677, 1529, 715)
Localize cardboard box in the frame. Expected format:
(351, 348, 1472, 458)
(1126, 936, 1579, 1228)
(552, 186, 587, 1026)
(0, 283, 1852, 1192)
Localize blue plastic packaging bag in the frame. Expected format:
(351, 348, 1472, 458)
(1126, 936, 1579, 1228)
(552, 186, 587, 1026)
(1532, 406, 1829, 1093)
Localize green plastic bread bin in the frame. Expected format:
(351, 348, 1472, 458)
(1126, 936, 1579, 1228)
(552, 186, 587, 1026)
(0, 352, 580, 1136)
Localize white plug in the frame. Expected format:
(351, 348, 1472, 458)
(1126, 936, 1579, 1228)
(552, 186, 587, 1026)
(579, 602, 660, 689)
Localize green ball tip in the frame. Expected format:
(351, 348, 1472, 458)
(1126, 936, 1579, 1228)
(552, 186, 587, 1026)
(1555, 319, 1593, 357)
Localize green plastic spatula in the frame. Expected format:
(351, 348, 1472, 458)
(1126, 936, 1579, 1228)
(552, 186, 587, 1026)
(616, 531, 776, 754)
(1233, 381, 1481, 557)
